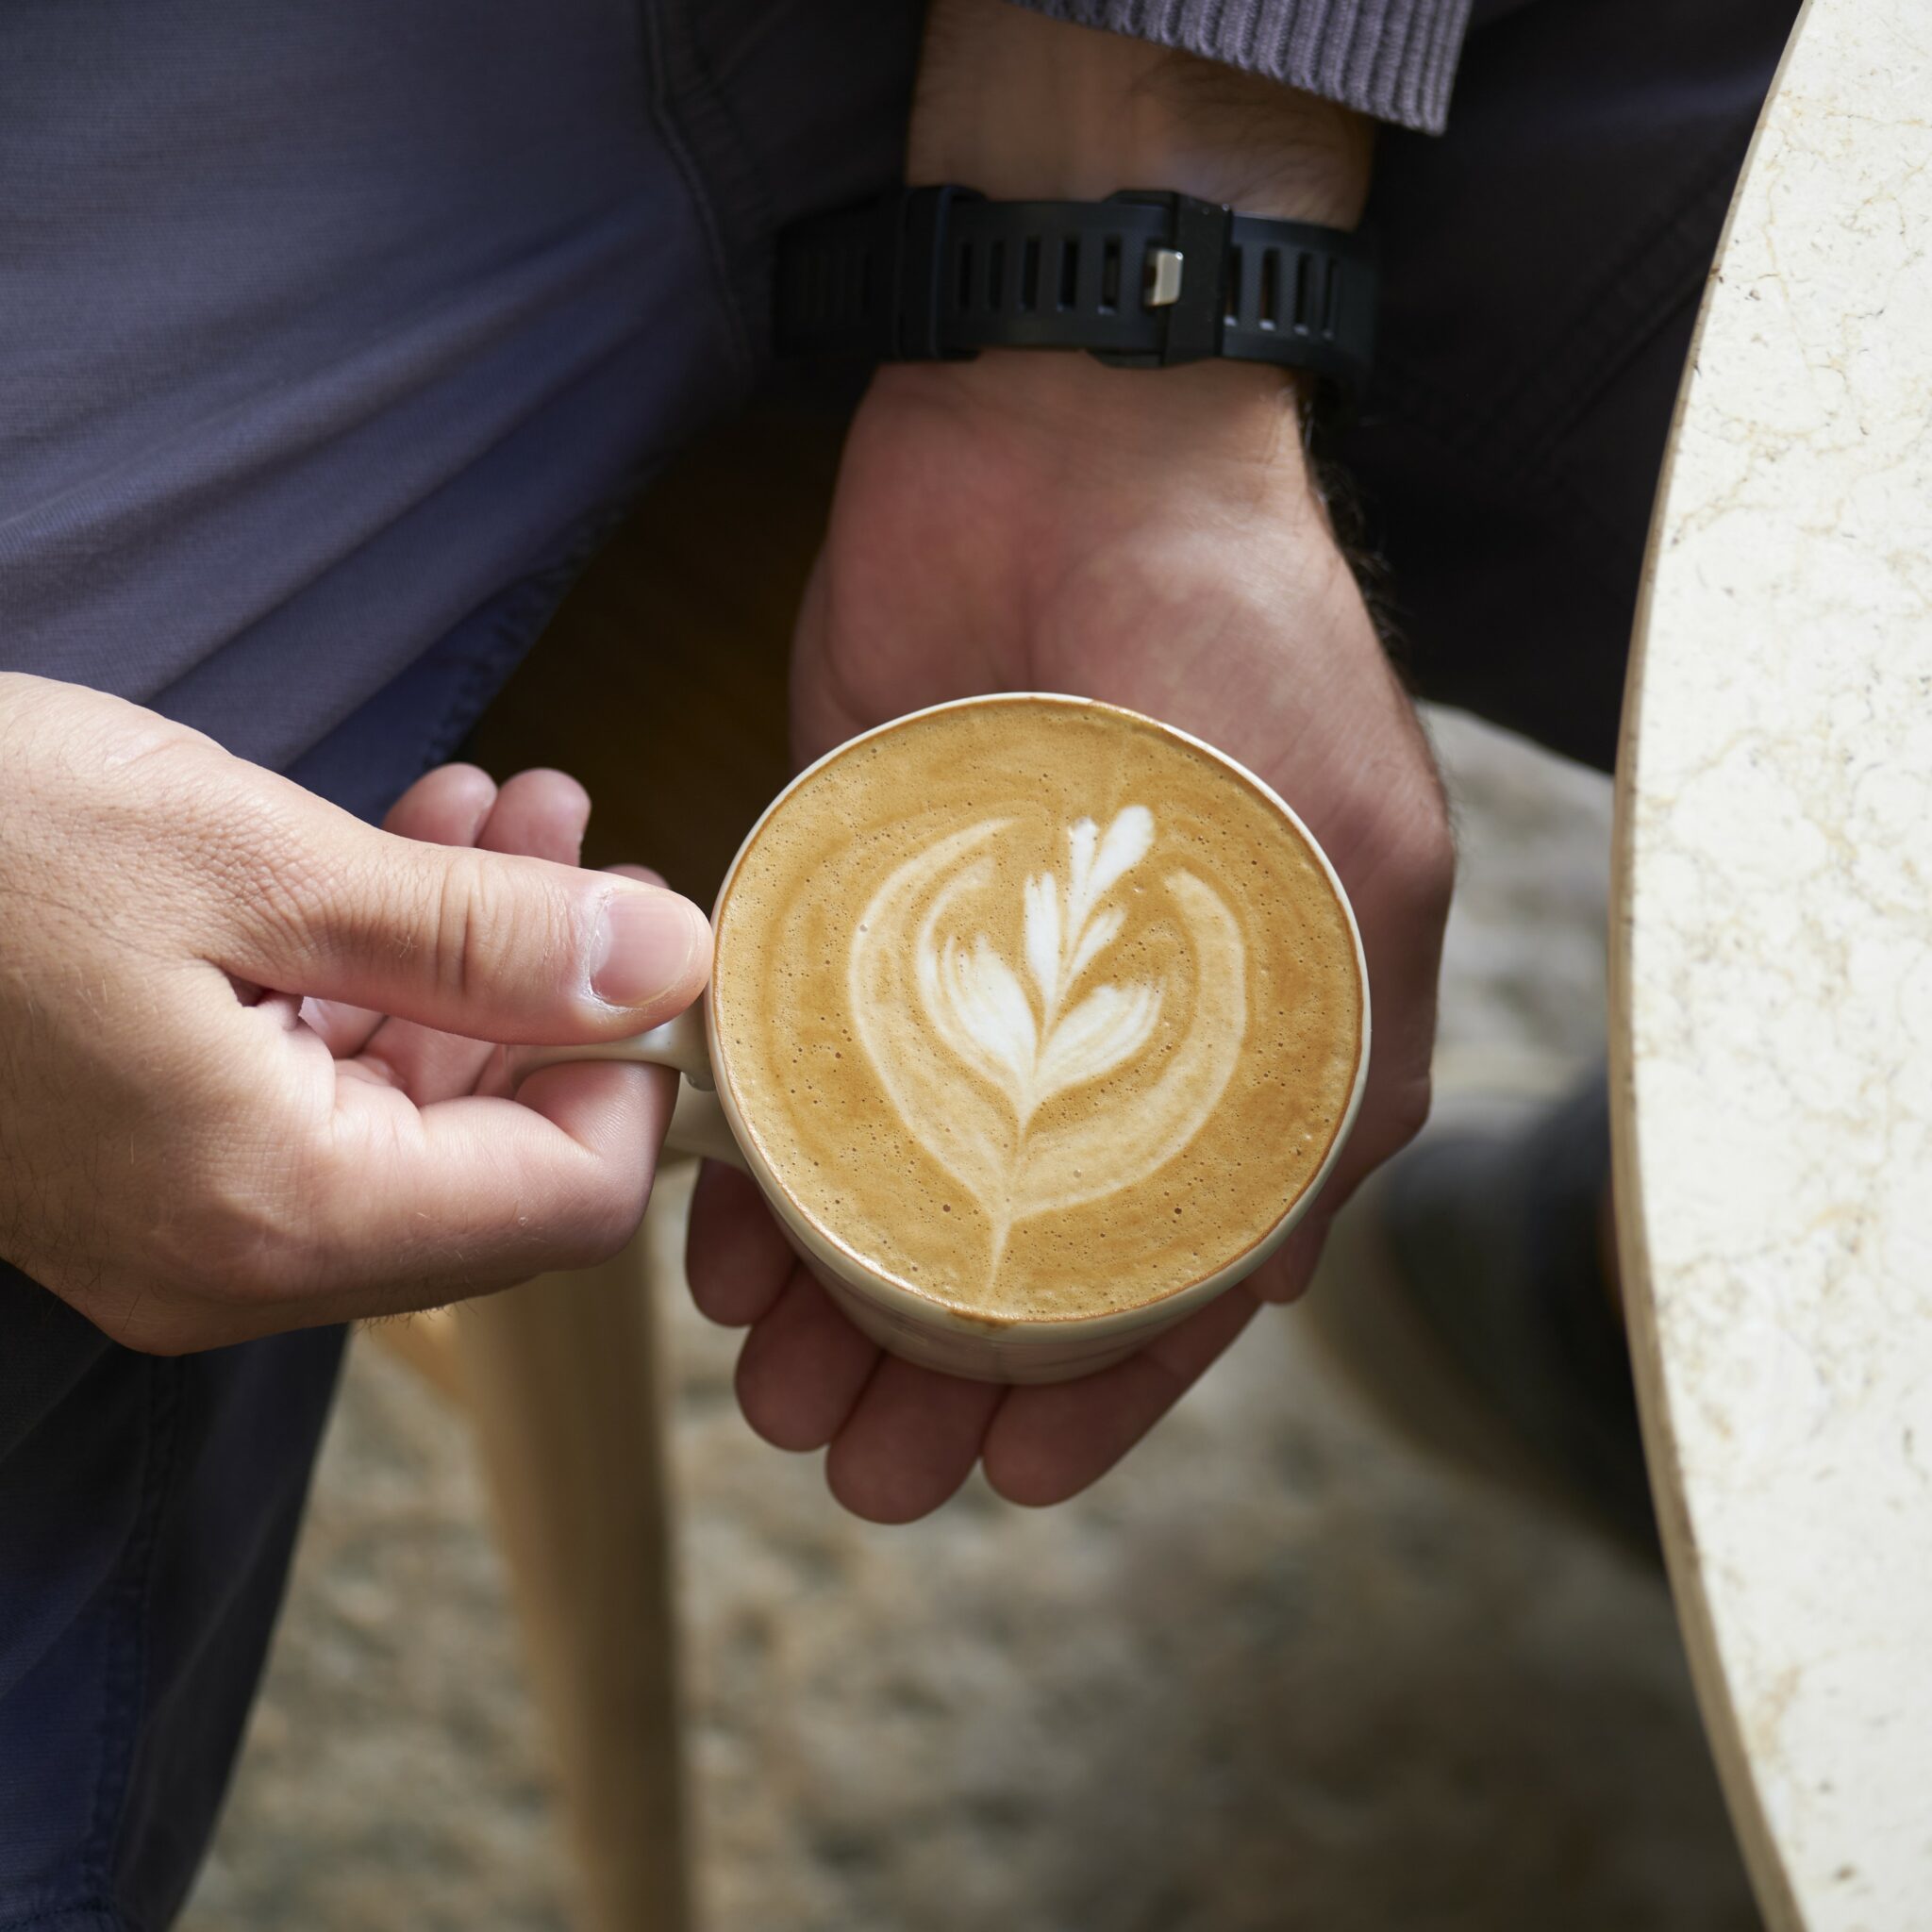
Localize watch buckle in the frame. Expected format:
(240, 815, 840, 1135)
(1097, 190, 1230, 369)
(1144, 247, 1186, 308)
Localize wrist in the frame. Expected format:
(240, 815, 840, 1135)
(896, 0, 1373, 475)
(908, 0, 1373, 228)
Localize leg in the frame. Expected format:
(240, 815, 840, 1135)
(1331, 0, 1800, 777)
(1304, 6, 1799, 1540)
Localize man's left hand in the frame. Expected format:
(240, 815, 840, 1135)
(685, 0, 1455, 1521)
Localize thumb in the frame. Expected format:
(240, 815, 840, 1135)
(220, 795, 711, 1042)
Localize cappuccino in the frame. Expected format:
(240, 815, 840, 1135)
(710, 698, 1363, 1323)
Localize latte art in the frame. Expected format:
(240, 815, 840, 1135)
(851, 808, 1245, 1285)
(711, 698, 1365, 1323)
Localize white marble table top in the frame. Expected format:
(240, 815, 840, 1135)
(1612, 1, 1932, 1926)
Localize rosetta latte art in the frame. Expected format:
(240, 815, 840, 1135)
(849, 808, 1248, 1283)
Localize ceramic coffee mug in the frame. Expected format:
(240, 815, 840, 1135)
(517, 695, 1369, 1384)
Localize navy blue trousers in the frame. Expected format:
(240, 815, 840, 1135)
(0, 1, 1794, 1922)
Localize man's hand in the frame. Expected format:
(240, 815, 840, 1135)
(687, 0, 1453, 1521)
(0, 674, 710, 1354)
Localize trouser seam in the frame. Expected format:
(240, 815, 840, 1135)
(76, 1356, 180, 1920)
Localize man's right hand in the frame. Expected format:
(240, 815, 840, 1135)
(0, 673, 710, 1355)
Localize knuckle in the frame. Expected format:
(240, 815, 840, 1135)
(429, 849, 570, 1006)
(21, 690, 215, 807)
(102, 716, 225, 793)
(431, 848, 490, 1002)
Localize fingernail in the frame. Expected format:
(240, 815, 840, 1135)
(590, 888, 708, 1009)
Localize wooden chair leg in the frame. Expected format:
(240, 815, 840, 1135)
(430, 402, 843, 1930)
(450, 1206, 691, 1932)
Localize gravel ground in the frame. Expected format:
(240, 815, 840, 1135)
(183, 708, 1759, 1932)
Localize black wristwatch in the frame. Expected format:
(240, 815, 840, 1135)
(774, 186, 1377, 393)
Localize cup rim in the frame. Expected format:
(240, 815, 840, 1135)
(703, 691, 1373, 1340)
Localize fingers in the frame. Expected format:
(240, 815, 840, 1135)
(981, 1283, 1260, 1507)
(220, 776, 710, 1044)
(1245, 1204, 1336, 1306)
(727, 1266, 1002, 1522)
(297, 1051, 676, 1315)
(732, 1275, 1248, 1521)
(346, 769, 595, 1102)
(389, 762, 500, 841)
(687, 1161, 796, 1326)
(701, 1143, 1263, 1515)
(303, 764, 501, 1056)
(271, 764, 680, 1316)
(825, 1357, 1004, 1524)
(733, 1266, 881, 1451)
(729, 1264, 1004, 1523)
(475, 766, 591, 867)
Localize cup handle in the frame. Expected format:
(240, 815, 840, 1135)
(510, 1004, 750, 1174)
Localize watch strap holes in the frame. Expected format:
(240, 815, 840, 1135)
(1020, 236, 1041, 312)
(1293, 251, 1315, 334)
(1058, 238, 1080, 312)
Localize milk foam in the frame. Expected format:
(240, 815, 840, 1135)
(850, 808, 1245, 1287)
(710, 699, 1364, 1323)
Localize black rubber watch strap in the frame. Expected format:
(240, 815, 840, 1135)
(775, 187, 1376, 391)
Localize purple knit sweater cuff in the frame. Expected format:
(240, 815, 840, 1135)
(1008, 0, 1473, 133)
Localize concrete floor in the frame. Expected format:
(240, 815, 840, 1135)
(183, 708, 1761, 1932)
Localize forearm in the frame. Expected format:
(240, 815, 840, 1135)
(909, 0, 1374, 229)
(1012, 0, 1469, 132)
